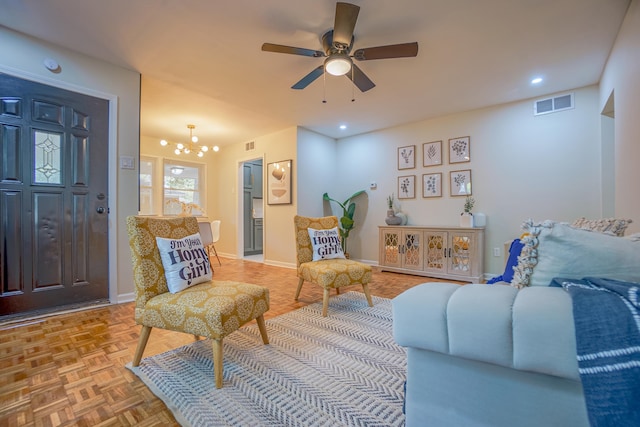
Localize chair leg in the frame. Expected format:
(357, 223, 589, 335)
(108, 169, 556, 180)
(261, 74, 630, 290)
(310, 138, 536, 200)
(256, 315, 269, 344)
(294, 277, 304, 301)
(211, 243, 222, 266)
(133, 326, 152, 367)
(362, 284, 374, 307)
(212, 338, 224, 389)
(322, 288, 330, 317)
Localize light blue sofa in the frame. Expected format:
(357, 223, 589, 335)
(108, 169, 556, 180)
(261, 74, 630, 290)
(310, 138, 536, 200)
(393, 282, 589, 427)
(391, 218, 640, 426)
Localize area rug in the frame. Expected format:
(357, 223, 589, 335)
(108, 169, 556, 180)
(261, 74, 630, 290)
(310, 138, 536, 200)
(127, 292, 406, 427)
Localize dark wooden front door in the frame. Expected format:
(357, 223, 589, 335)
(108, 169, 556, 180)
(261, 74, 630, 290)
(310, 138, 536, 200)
(0, 73, 109, 317)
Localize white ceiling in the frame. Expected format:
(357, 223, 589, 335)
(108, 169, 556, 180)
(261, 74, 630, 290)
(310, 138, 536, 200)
(0, 0, 630, 148)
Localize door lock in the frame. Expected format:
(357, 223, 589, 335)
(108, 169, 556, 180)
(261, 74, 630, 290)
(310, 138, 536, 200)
(96, 207, 106, 214)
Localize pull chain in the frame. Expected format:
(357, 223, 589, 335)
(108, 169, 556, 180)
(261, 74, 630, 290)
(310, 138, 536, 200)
(351, 66, 355, 102)
(322, 68, 327, 104)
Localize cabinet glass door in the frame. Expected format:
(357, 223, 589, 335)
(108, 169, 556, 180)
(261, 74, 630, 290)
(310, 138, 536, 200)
(449, 233, 472, 274)
(403, 231, 423, 270)
(424, 232, 447, 272)
(382, 230, 402, 267)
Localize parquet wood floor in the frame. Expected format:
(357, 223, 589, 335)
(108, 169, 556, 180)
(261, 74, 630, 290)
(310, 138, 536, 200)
(0, 258, 462, 426)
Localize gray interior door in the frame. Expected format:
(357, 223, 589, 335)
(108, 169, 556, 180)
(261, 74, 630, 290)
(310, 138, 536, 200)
(0, 72, 109, 317)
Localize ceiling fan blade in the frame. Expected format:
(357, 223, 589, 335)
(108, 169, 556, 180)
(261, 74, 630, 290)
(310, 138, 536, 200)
(262, 43, 324, 58)
(353, 42, 419, 61)
(333, 2, 360, 48)
(346, 64, 375, 92)
(292, 66, 325, 90)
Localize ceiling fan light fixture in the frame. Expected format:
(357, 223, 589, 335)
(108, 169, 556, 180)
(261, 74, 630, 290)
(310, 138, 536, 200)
(325, 53, 352, 76)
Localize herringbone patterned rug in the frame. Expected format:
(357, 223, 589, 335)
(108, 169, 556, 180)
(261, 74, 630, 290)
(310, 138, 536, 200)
(127, 292, 406, 426)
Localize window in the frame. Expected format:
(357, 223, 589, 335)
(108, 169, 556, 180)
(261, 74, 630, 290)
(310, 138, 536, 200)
(139, 156, 156, 214)
(34, 130, 63, 184)
(163, 160, 206, 216)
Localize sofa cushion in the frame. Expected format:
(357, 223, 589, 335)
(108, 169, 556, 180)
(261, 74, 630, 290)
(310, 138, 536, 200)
(392, 282, 460, 353)
(393, 283, 580, 380)
(511, 220, 640, 288)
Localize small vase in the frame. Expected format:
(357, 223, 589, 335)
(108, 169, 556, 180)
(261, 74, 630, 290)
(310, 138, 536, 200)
(459, 212, 474, 228)
(385, 209, 402, 225)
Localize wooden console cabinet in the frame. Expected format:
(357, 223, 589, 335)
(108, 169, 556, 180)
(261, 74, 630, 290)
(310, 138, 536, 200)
(379, 225, 485, 283)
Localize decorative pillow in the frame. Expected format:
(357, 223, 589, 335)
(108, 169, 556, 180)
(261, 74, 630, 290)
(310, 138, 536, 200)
(570, 217, 632, 236)
(307, 227, 346, 261)
(486, 238, 524, 284)
(156, 232, 212, 293)
(511, 220, 640, 289)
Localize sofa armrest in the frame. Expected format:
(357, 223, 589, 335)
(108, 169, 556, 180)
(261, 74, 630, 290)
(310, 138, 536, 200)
(392, 283, 579, 380)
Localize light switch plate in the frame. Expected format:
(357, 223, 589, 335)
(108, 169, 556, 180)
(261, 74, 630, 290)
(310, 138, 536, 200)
(119, 156, 135, 170)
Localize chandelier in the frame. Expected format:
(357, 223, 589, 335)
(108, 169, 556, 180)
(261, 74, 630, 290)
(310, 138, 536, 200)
(160, 124, 219, 157)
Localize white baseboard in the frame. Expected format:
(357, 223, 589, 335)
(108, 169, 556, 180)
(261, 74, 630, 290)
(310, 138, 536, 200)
(264, 260, 296, 269)
(117, 292, 135, 304)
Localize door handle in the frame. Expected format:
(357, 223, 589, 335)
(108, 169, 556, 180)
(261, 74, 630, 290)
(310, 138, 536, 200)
(96, 207, 106, 214)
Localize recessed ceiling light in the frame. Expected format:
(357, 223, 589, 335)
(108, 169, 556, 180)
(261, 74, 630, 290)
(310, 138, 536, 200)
(531, 77, 543, 84)
(339, 124, 347, 130)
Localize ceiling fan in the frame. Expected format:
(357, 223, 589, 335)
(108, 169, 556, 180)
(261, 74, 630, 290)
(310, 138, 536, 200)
(261, 2, 418, 92)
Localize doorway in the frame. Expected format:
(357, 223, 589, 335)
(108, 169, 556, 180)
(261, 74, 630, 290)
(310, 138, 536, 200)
(241, 158, 263, 262)
(0, 72, 110, 318)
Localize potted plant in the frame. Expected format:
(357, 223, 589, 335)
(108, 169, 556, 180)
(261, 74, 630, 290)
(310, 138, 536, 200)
(460, 195, 475, 227)
(385, 193, 403, 225)
(322, 190, 366, 254)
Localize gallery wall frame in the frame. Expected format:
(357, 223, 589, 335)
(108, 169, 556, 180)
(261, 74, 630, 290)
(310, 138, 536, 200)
(267, 159, 292, 205)
(422, 173, 442, 198)
(422, 140, 442, 167)
(397, 145, 416, 170)
(398, 175, 416, 199)
(449, 136, 470, 163)
(449, 169, 472, 196)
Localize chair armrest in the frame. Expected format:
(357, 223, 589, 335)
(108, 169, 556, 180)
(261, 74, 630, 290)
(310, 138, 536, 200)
(392, 283, 579, 380)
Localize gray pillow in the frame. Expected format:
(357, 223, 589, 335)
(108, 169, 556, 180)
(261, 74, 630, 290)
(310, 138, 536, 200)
(511, 220, 640, 288)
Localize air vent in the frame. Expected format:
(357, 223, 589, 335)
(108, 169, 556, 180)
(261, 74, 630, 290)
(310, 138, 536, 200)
(245, 141, 255, 151)
(534, 93, 574, 116)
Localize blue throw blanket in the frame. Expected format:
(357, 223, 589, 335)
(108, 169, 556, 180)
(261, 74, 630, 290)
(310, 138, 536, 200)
(550, 277, 640, 427)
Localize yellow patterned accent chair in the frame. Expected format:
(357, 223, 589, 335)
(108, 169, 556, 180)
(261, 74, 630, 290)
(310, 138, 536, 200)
(294, 215, 373, 317)
(126, 215, 270, 388)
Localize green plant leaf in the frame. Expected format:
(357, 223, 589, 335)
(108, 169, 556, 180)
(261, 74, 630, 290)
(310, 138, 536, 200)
(346, 203, 356, 220)
(343, 190, 366, 206)
(323, 190, 366, 253)
(341, 216, 355, 231)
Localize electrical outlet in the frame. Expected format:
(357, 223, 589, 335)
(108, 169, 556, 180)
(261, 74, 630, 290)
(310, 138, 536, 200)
(493, 247, 500, 257)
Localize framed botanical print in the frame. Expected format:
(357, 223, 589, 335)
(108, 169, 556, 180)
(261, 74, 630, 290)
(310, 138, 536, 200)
(397, 145, 416, 170)
(422, 173, 442, 198)
(449, 169, 472, 196)
(449, 136, 470, 163)
(398, 175, 416, 199)
(267, 159, 292, 204)
(422, 141, 442, 167)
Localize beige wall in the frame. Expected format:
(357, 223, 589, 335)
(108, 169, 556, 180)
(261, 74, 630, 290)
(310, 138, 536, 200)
(208, 126, 298, 267)
(600, 0, 640, 234)
(0, 26, 141, 302)
(335, 86, 603, 275)
(296, 128, 338, 217)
